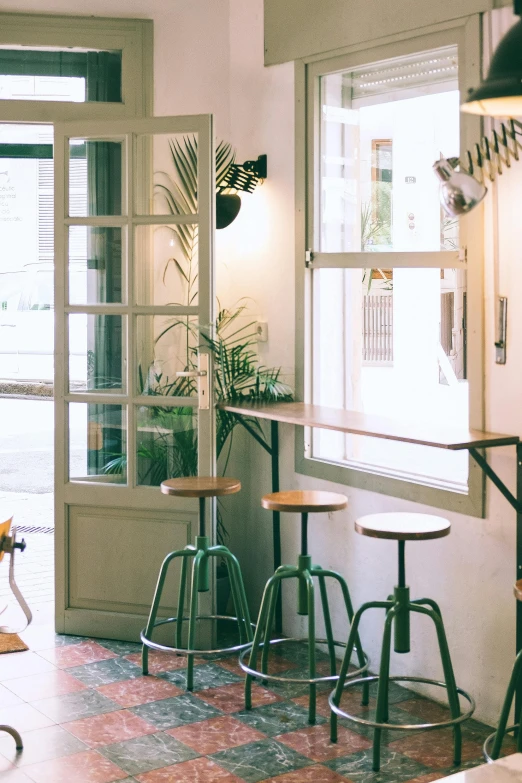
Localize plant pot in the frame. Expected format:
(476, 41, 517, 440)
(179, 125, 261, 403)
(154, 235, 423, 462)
(216, 574, 231, 615)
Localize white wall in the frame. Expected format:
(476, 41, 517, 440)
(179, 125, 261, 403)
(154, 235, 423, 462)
(0, 0, 518, 727)
(223, 2, 519, 729)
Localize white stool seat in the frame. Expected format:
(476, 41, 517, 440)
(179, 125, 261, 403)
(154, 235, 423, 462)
(355, 512, 450, 541)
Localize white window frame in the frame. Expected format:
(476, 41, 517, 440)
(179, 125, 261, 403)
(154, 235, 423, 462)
(295, 16, 486, 517)
(0, 13, 153, 122)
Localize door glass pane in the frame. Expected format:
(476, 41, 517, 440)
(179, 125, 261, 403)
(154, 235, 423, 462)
(69, 226, 124, 304)
(69, 402, 126, 483)
(135, 133, 199, 216)
(0, 48, 122, 103)
(134, 224, 198, 306)
(69, 139, 123, 217)
(312, 266, 468, 490)
(137, 316, 198, 397)
(319, 46, 459, 252)
(69, 314, 125, 393)
(136, 405, 197, 486)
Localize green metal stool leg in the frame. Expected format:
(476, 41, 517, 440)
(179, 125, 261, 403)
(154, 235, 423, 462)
(216, 548, 254, 644)
(373, 605, 397, 771)
(142, 549, 189, 675)
(321, 568, 370, 705)
(411, 603, 462, 765)
(331, 601, 390, 742)
(260, 574, 284, 677)
(176, 552, 192, 651)
(314, 567, 336, 677)
(186, 550, 206, 691)
(246, 570, 289, 709)
(305, 570, 317, 724)
(213, 549, 247, 645)
(490, 649, 522, 759)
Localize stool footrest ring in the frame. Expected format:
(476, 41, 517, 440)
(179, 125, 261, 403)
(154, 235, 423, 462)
(329, 675, 475, 731)
(141, 614, 255, 657)
(239, 636, 369, 685)
(482, 724, 519, 763)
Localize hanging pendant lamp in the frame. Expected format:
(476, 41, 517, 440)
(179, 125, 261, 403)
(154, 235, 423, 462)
(462, 2, 522, 117)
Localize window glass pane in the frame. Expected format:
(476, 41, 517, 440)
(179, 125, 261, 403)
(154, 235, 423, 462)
(0, 48, 121, 103)
(134, 224, 198, 306)
(137, 316, 198, 398)
(312, 266, 468, 490)
(69, 226, 123, 304)
(136, 133, 199, 216)
(319, 46, 459, 252)
(69, 139, 123, 217)
(136, 405, 197, 486)
(69, 314, 125, 393)
(69, 403, 126, 483)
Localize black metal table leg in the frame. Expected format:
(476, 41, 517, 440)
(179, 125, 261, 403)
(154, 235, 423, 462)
(271, 421, 282, 634)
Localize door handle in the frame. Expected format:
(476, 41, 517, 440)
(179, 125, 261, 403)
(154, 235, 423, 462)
(176, 355, 209, 410)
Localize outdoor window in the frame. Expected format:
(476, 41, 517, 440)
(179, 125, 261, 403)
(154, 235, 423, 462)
(0, 48, 122, 103)
(305, 43, 474, 497)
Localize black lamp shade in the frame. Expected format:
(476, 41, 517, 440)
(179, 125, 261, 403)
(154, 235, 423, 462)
(462, 17, 522, 116)
(216, 192, 241, 229)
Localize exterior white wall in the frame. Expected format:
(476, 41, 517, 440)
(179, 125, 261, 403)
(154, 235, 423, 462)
(0, 0, 518, 727)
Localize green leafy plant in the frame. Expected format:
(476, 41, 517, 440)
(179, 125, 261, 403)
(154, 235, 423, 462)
(102, 136, 293, 545)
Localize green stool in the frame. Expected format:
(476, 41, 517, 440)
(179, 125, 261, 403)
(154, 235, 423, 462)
(329, 512, 475, 772)
(240, 490, 369, 725)
(141, 477, 253, 691)
(483, 579, 522, 761)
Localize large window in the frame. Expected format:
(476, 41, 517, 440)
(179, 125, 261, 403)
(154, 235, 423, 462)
(300, 31, 484, 511)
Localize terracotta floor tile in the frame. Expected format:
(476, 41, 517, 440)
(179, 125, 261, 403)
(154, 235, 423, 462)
(126, 652, 205, 675)
(21, 749, 128, 783)
(277, 722, 371, 761)
(37, 643, 117, 669)
(196, 681, 281, 713)
(262, 765, 349, 782)
(4, 671, 86, 701)
(134, 756, 244, 782)
(388, 729, 484, 769)
(167, 715, 265, 754)
(97, 677, 182, 708)
(399, 698, 452, 724)
(63, 709, 157, 748)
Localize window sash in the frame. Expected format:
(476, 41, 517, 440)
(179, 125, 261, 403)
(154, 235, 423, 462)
(296, 17, 486, 517)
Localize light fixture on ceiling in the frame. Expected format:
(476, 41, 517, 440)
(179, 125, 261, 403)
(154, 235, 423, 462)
(216, 154, 267, 229)
(461, 1, 522, 117)
(433, 119, 522, 216)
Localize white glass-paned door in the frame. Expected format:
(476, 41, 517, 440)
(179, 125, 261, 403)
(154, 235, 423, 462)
(53, 115, 215, 639)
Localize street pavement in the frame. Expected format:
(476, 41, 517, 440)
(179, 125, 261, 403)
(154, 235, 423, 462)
(0, 398, 54, 529)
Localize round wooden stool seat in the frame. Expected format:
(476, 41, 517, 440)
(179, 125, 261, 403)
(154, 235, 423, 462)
(514, 580, 522, 602)
(355, 512, 450, 541)
(161, 477, 241, 498)
(262, 490, 347, 513)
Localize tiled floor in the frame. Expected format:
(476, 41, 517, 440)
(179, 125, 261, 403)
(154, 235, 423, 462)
(0, 535, 507, 782)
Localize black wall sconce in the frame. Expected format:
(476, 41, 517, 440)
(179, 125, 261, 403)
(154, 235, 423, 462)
(216, 154, 267, 229)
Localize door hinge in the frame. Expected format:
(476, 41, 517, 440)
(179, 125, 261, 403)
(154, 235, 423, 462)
(305, 249, 314, 267)
(459, 247, 467, 263)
